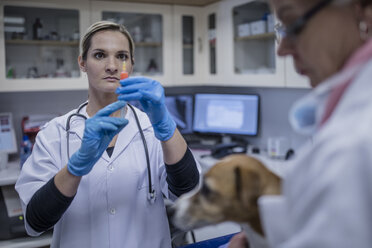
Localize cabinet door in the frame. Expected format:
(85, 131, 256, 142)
(202, 2, 220, 85)
(172, 6, 205, 86)
(285, 57, 310, 88)
(217, 0, 285, 87)
(0, 0, 90, 92)
(91, 1, 173, 87)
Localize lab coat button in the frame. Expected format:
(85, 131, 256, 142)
(110, 208, 116, 215)
(108, 165, 114, 171)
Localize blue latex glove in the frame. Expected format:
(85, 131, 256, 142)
(116, 76, 176, 141)
(67, 101, 128, 176)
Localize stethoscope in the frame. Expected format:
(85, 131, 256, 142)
(65, 101, 156, 204)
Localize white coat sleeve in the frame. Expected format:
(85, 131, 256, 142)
(15, 121, 64, 236)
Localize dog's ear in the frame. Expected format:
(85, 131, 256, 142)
(236, 166, 261, 207)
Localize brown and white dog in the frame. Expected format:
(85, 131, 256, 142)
(169, 154, 281, 247)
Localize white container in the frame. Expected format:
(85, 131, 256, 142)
(250, 20, 266, 35)
(238, 23, 251, 37)
(208, 29, 216, 41)
(267, 137, 290, 159)
(267, 14, 275, 32)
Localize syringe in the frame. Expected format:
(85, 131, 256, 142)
(120, 61, 129, 80)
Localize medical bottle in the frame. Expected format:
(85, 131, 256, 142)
(32, 18, 43, 40)
(20, 135, 32, 168)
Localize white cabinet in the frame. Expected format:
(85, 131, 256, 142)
(172, 6, 206, 86)
(91, 1, 174, 87)
(0, 0, 90, 92)
(213, 0, 285, 87)
(0, 0, 307, 91)
(200, 2, 220, 85)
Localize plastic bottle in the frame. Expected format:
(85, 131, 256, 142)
(20, 135, 33, 167)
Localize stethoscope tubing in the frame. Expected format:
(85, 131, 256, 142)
(65, 101, 155, 203)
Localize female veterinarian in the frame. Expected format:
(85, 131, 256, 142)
(15, 21, 200, 248)
(228, 0, 372, 247)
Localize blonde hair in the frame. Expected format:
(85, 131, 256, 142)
(81, 20, 135, 64)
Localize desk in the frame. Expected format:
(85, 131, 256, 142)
(191, 149, 291, 177)
(180, 233, 237, 248)
(0, 232, 52, 248)
(0, 160, 21, 186)
(0, 160, 53, 248)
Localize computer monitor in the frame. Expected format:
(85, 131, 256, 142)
(128, 94, 193, 134)
(193, 93, 259, 136)
(0, 113, 17, 154)
(165, 95, 193, 134)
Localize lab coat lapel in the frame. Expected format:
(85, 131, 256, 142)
(66, 105, 152, 163)
(110, 107, 152, 162)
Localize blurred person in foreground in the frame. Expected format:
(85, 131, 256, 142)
(227, 0, 372, 247)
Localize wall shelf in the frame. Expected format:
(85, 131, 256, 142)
(5, 40, 79, 46)
(182, 44, 193, 49)
(134, 42, 162, 47)
(235, 32, 275, 41)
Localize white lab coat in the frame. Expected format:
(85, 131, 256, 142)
(259, 58, 372, 247)
(15, 105, 177, 248)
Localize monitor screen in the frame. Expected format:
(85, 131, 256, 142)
(128, 94, 193, 134)
(193, 94, 259, 136)
(165, 95, 193, 134)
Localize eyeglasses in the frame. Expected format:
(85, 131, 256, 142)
(275, 0, 332, 44)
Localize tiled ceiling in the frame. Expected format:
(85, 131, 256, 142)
(98, 0, 221, 6)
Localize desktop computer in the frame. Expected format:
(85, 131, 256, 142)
(193, 93, 259, 136)
(0, 186, 26, 240)
(164, 95, 193, 134)
(192, 93, 259, 157)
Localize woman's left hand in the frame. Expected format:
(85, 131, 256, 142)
(227, 232, 249, 248)
(116, 76, 176, 141)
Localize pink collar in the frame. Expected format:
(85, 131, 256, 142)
(320, 39, 372, 126)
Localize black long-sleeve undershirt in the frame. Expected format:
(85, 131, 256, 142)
(26, 146, 199, 233)
(26, 176, 74, 232)
(165, 147, 199, 197)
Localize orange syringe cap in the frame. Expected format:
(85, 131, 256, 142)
(120, 61, 129, 80)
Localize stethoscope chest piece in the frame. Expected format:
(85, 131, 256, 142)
(148, 189, 156, 204)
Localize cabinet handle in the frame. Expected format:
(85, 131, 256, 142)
(198, 37, 202, 53)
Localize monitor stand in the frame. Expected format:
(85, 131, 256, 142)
(221, 134, 232, 144)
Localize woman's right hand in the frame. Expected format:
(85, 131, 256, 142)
(67, 101, 128, 176)
(115, 76, 176, 141)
